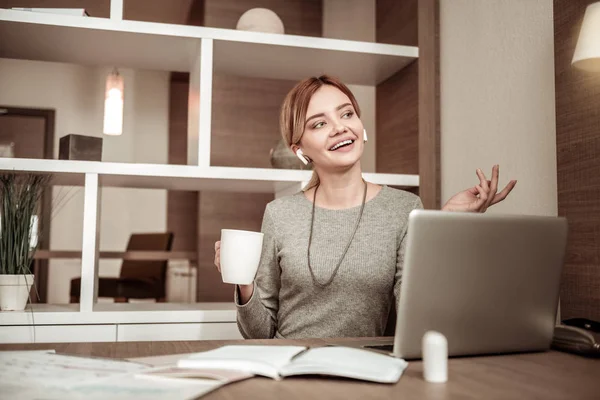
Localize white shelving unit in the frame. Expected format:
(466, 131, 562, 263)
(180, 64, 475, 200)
(0, 303, 236, 325)
(0, 4, 419, 342)
(0, 158, 419, 192)
(0, 9, 417, 83)
(0, 303, 241, 343)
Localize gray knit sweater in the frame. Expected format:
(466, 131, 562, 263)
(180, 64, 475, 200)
(235, 185, 423, 339)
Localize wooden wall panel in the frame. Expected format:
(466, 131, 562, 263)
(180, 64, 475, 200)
(211, 75, 296, 168)
(554, 0, 600, 321)
(417, 0, 441, 210)
(375, 0, 419, 176)
(375, 62, 419, 175)
(376, 0, 418, 46)
(168, 78, 190, 166)
(204, 0, 321, 37)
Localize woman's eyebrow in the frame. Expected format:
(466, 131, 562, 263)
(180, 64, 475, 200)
(305, 103, 353, 125)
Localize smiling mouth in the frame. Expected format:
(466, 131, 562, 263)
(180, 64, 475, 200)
(329, 140, 355, 151)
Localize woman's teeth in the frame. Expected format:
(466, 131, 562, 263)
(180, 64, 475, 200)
(330, 140, 354, 151)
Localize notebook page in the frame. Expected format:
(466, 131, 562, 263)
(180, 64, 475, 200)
(279, 346, 408, 383)
(177, 345, 306, 379)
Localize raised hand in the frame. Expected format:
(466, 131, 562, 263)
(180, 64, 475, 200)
(442, 165, 516, 213)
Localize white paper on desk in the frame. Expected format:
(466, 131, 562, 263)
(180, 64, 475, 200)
(1, 375, 225, 400)
(0, 351, 235, 400)
(0, 351, 147, 389)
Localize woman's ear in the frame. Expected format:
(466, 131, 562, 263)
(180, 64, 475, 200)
(291, 144, 311, 165)
(296, 148, 310, 165)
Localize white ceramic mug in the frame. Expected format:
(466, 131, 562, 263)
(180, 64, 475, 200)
(220, 229, 264, 284)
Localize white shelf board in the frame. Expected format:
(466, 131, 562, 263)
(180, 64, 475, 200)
(212, 38, 415, 85)
(0, 302, 237, 325)
(0, 158, 419, 192)
(0, 8, 418, 85)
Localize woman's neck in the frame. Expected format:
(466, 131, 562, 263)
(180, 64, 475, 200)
(311, 164, 366, 209)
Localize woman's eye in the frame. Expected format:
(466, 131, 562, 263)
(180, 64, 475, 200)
(342, 111, 354, 118)
(313, 121, 325, 129)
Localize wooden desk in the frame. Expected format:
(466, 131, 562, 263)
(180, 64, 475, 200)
(1, 337, 598, 399)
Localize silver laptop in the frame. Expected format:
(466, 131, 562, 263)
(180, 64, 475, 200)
(393, 210, 568, 360)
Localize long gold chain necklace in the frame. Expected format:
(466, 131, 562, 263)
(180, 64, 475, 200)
(307, 179, 367, 288)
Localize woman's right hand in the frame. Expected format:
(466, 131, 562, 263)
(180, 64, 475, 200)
(214, 240, 254, 303)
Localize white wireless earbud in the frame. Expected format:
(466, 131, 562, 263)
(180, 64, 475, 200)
(363, 129, 368, 142)
(296, 149, 310, 165)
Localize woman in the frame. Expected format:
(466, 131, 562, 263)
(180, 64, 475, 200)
(214, 75, 516, 339)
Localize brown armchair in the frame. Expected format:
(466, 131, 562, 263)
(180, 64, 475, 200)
(70, 232, 174, 303)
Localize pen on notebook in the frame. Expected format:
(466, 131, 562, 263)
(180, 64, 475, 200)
(289, 347, 311, 361)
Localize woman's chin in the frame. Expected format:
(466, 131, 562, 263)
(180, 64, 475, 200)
(322, 157, 362, 171)
(314, 147, 363, 171)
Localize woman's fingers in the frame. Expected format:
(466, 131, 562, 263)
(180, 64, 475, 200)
(486, 165, 499, 210)
(471, 184, 488, 212)
(476, 168, 490, 192)
(467, 185, 480, 196)
(475, 168, 491, 212)
(492, 180, 517, 205)
(477, 167, 493, 211)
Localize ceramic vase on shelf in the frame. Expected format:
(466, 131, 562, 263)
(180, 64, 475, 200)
(236, 8, 285, 34)
(0, 275, 34, 311)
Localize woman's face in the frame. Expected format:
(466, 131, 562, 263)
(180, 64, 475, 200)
(296, 85, 365, 171)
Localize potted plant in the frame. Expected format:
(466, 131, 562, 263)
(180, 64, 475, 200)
(0, 173, 50, 311)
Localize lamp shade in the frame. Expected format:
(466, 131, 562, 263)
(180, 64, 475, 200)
(103, 69, 124, 135)
(572, 2, 600, 72)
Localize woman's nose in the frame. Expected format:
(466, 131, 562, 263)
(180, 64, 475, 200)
(331, 122, 347, 135)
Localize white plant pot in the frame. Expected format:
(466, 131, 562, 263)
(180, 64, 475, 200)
(0, 274, 34, 311)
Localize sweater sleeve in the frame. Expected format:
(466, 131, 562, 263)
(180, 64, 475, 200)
(235, 204, 281, 339)
(394, 196, 424, 305)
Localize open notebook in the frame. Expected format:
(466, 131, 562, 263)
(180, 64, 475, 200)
(177, 345, 408, 383)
